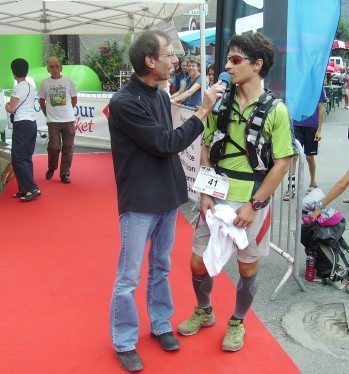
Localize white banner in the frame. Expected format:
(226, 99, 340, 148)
(1, 90, 202, 200)
(172, 105, 201, 200)
(35, 96, 111, 141)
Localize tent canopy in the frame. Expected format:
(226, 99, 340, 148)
(0, 0, 205, 35)
(178, 27, 215, 48)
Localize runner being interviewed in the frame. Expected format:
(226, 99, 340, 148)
(177, 32, 298, 352)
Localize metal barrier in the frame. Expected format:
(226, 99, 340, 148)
(270, 140, 306, 300)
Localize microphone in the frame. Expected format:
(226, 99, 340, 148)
(212, 72, 232, 114)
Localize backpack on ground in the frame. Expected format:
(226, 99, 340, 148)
(301, 218, 349, 282)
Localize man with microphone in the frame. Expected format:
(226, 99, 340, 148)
(178, 32, 297, 352)
(108, 30, 224, 372)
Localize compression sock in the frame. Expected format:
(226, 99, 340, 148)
(192, 273, 213, 310)
(231, 274, 258, 320)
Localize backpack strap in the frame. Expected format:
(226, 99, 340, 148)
(246, 92, 281, 147)
(211, 88, 280, 181)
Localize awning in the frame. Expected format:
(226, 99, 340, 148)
(0, 0, 205, 35)
(332, 39, 349, 50)
(178, 27, 215, 48)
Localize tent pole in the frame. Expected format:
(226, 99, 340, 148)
(200, 4, 206, 101)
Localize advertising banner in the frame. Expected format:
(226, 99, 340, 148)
(172, 105, 201, 201)
(35, 96, 111, 142)
(215, 0, 340, 120)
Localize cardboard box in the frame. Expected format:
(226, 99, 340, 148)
(0, 149, 13, 190)
(0, 141, 11, 151)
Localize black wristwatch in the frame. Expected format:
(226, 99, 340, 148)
(249, 197, 269, 210)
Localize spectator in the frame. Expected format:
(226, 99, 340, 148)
(283, 88, 327, 201)
(311, 170, 349, 220)
(5, 58, 40, 202)
(171, 57, 202, 107)
(172, 57, 188, 93)
(38, 57, 77, 184)
(207, 63, 215, 87)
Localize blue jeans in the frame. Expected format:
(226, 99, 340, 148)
(11, 120, 38, 193)
(110, 209, 178, 352)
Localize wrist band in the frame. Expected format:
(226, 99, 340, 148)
(315, 201, 324, 210)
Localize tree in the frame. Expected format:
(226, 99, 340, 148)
(44, 41, 74, 65)
(84, 36, 131, 91)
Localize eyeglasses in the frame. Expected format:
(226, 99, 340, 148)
(226, 54, 254, 65)
(160, 51, 176, 58)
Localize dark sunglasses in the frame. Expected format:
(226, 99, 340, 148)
(226, 55, 254, 65)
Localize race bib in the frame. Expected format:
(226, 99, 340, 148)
(193, 166, 230, 200)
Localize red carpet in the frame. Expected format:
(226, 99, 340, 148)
(0, 153, 299, 373)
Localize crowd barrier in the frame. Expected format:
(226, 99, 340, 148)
(0, 90, 114, 149)
(269, 140, 306, 300)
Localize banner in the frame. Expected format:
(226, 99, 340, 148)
(172, 105, 201, 200)
(215, 0, 340, 120)
(285, 1, 340, 120)
(34, 96, 111, 141)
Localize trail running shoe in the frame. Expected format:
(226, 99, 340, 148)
(177, 306, 215, 336)
(222, 319, 246, 352)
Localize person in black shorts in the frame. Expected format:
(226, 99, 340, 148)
(283, 88, 327, 200)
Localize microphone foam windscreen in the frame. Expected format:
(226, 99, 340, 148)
(218, 72, 231, 85)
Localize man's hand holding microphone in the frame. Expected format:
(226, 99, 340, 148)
(194, 72, 231, 122)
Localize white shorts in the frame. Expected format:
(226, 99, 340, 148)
(192, 199, 271, 264)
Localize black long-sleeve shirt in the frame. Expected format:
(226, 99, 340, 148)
(108, 73, 204, 214)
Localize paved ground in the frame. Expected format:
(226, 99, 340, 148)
(2, 103, 349, 373)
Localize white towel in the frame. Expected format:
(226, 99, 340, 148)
(204, 204, 249, 277)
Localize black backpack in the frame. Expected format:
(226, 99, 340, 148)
(301, 218, 349, 281)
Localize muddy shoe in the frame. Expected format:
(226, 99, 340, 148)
(222, 319, 246, 352)
(177, 307, 215, 336)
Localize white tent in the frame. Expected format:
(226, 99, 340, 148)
(0, 0, 208, 96)
(0, 0, 207, 105)
(0, 0, 205, 35)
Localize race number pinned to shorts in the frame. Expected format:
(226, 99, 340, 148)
(193, 166, 230, 200)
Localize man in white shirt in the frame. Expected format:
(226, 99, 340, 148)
(38, 57, 77, 184)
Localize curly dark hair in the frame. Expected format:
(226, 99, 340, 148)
(227, 33, 275, 78)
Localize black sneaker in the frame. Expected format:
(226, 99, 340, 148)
(46, 168, 54, 180)
(151, 331, 180, 351)
(115, 350, 143, 372)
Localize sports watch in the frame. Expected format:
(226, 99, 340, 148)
(249, 197, 268, 210)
